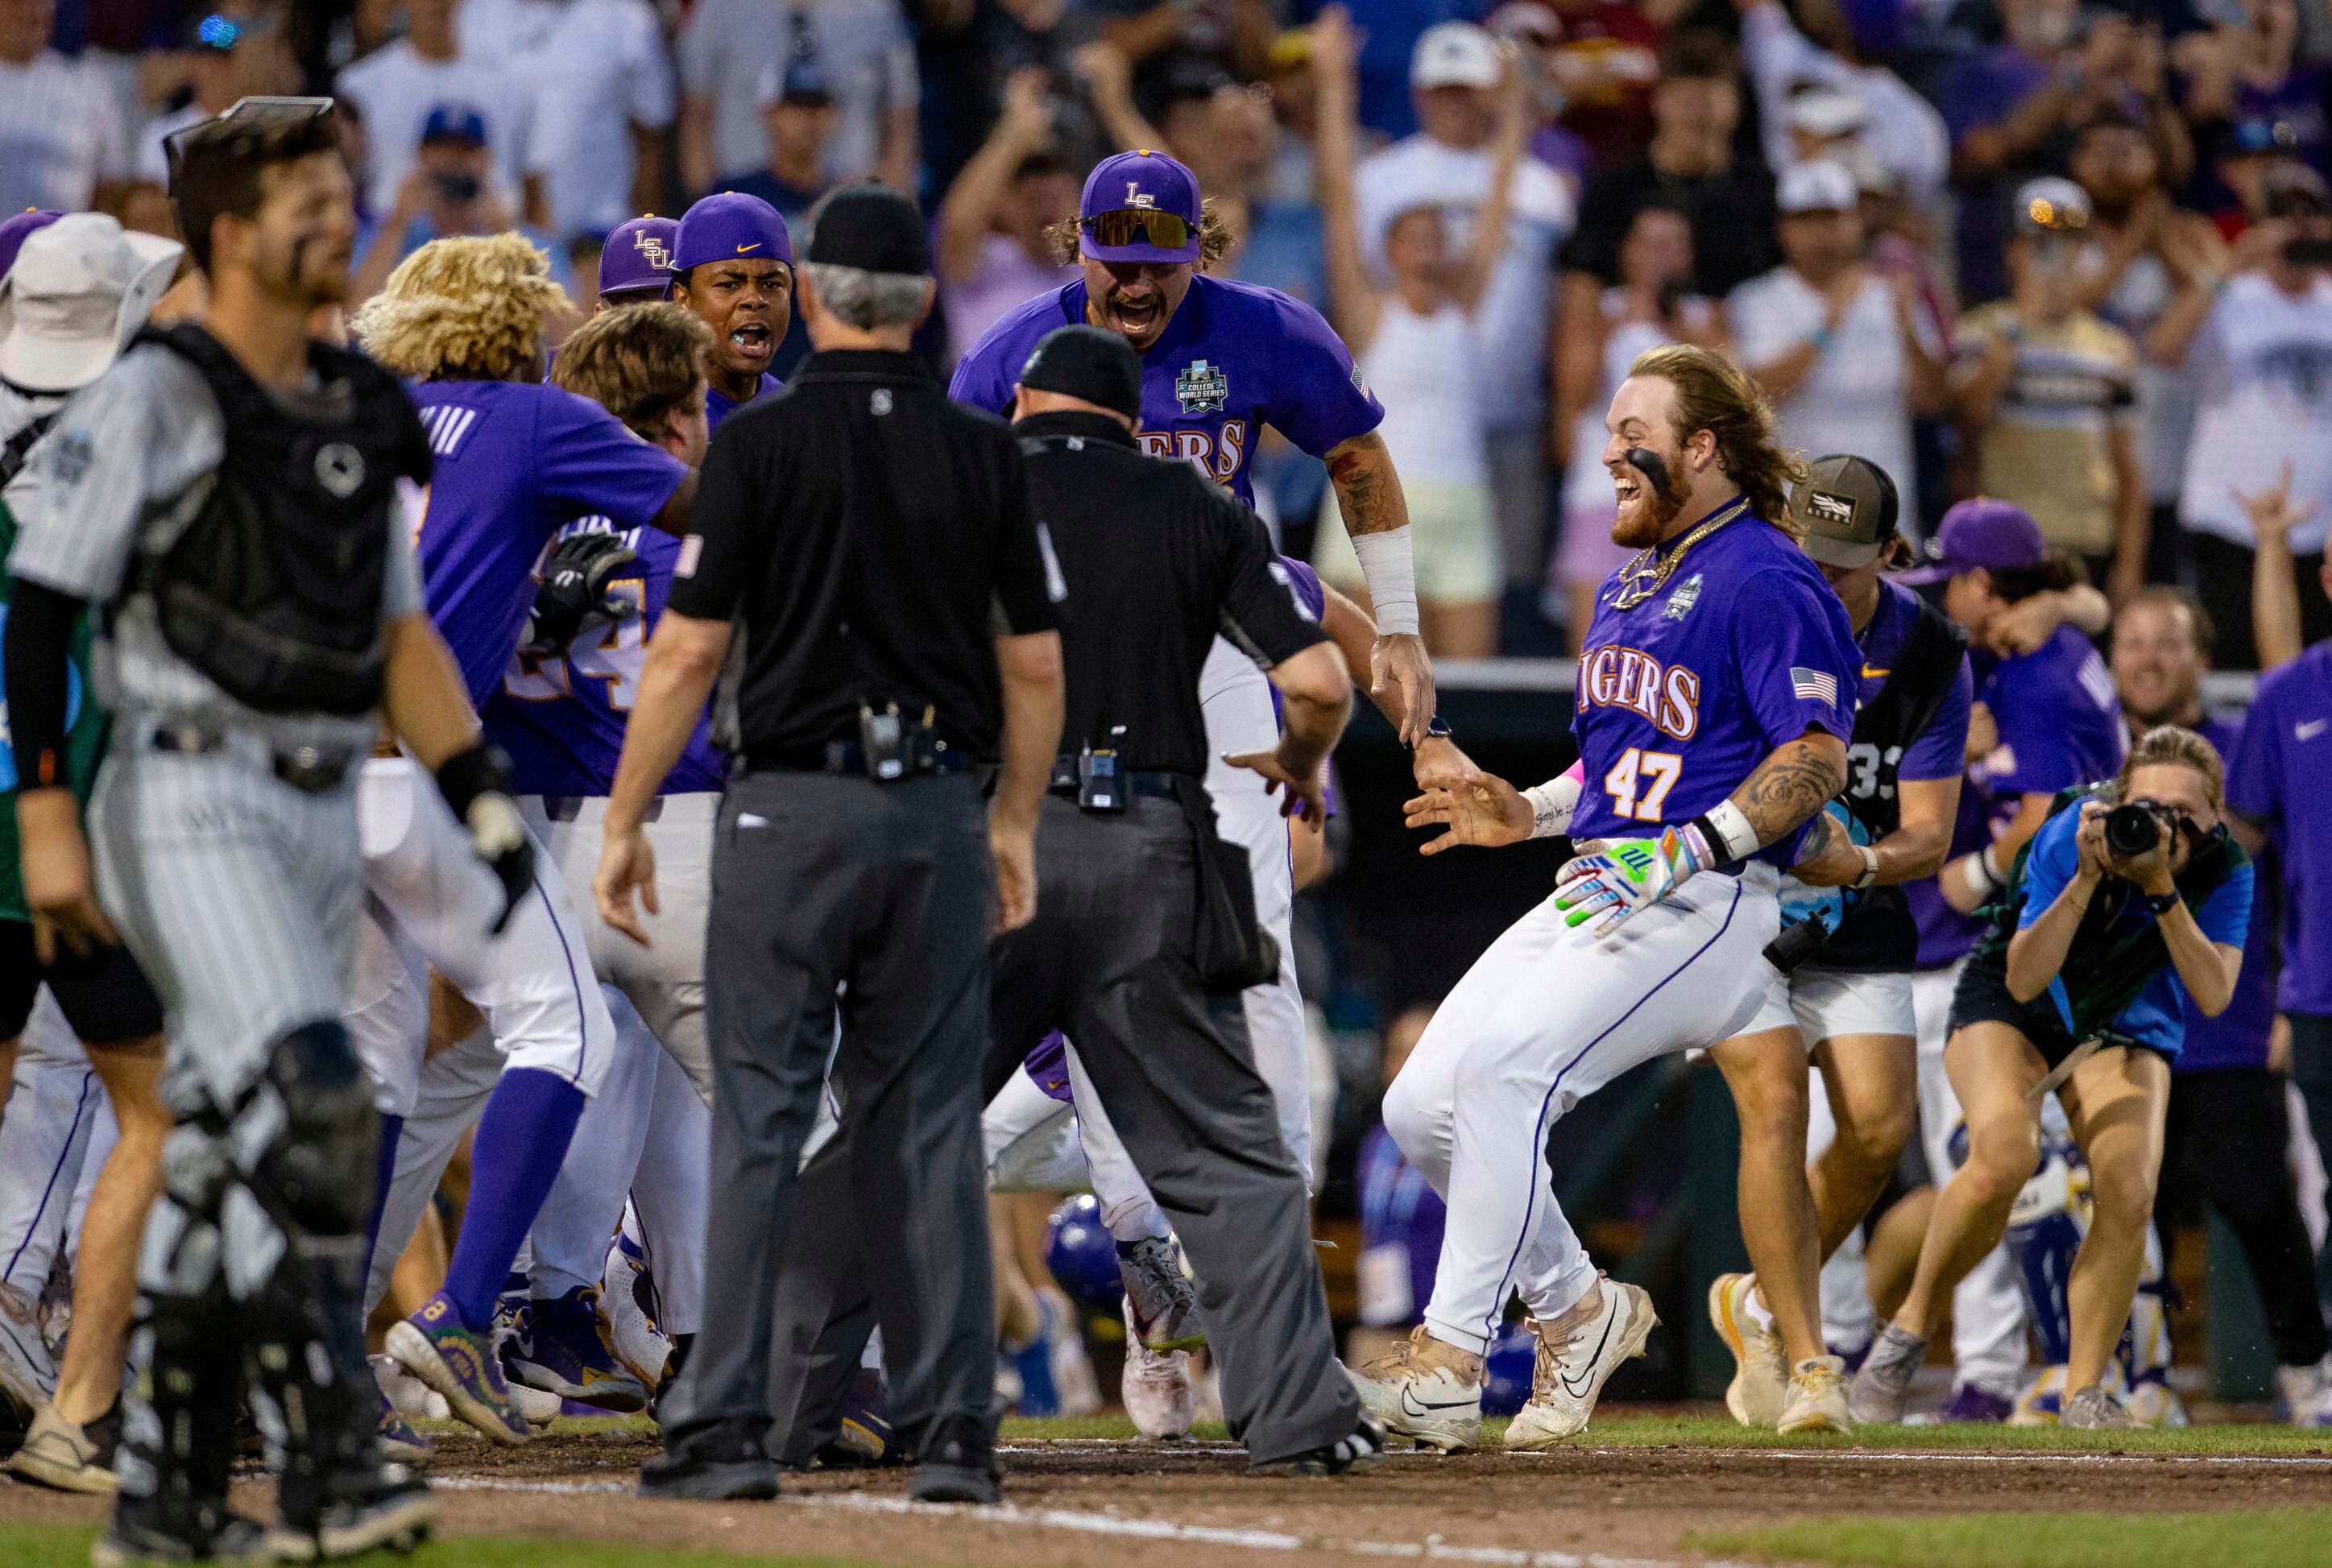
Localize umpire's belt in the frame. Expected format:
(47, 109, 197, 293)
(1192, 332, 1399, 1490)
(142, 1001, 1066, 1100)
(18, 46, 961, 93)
(1046, 757, 1185, 801)
(744, 741, 975, 777)
(148, 723, 355, 793)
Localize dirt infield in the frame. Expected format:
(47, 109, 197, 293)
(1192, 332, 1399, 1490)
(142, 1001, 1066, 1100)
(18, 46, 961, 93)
(13, 1412, 2332, 1566)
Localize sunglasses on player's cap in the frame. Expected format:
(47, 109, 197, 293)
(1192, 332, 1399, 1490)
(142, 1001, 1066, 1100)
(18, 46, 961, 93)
(1079, 151, 1202, 265)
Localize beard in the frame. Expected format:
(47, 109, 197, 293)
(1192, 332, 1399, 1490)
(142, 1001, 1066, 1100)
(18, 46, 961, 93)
(1611, 468, 1688, 548)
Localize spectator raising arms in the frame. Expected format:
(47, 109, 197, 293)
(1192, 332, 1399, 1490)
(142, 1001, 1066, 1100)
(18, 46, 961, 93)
(1311, 6, 1519, 658)
(1730, 159, 1944, 528)
(1731, 0, 1948, 208)
(0, 0, 129, 219)
(936, 67, 1079, 366)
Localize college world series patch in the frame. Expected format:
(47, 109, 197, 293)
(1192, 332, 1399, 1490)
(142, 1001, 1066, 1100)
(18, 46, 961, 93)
(1176, 359, 1228, 415)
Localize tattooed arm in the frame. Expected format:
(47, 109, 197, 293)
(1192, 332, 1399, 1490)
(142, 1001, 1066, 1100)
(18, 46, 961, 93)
(1323, 430, 1435, 745)
(1323, 430, 1410, 538)
(1731, 729, 1849, 849)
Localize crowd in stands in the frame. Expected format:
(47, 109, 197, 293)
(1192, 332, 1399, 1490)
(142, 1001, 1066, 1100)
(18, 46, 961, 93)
(7, 0, 2332, 661)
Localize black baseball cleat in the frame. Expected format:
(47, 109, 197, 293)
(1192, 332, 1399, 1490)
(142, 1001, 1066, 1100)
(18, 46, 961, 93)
(1249, 1413, 1389, 1476)
(638, 1420, 781, 1501)
(267, 1462, 437, 1561)
(93, 1499, 271, 1566)
(909, 1416, 1000, 1504)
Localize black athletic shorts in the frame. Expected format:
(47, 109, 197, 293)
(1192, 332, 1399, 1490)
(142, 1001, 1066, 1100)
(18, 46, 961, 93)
(1945, 951, 2171, 1069)
(0, 917, 165, 1045)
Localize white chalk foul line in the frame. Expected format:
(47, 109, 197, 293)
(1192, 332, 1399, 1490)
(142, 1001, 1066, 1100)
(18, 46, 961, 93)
(429, 1475, 1730, 1568)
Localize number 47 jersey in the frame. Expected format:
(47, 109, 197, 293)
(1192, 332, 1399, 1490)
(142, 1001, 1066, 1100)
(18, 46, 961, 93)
(1565, 507, 1862, 868)
(483, 518, 727, 796)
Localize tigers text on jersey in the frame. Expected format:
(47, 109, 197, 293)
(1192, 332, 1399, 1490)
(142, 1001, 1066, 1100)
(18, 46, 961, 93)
(407, 379, 689, 709)
(483, 517, 726, 796)
(1566, 501, 1861, 867)
(947, 272, 1384, 505)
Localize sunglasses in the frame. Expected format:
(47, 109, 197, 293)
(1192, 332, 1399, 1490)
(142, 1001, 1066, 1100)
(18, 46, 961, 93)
(1081, 208, 1191, 251)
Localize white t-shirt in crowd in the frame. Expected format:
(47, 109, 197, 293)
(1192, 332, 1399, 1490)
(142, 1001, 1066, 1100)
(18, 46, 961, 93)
(132, 101, 205, 187)
(1729, 264, 1938, 524)
(1561, 294, 1716, 515)
(335, 39, 534, 218)
(1354, 134, 1574, 432)
(1361, 300, 1489, 490)
(460, 0, 673, 242)
(0, 50, 130, 216)
(677, 0, 916, 187)
(2178, 270, 2332, 554)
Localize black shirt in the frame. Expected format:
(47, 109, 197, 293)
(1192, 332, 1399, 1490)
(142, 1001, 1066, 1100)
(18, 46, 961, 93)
(1017, 411, 1328, 776)
(1556, 152, 1781, 300)
(669, 348, 1061, 759)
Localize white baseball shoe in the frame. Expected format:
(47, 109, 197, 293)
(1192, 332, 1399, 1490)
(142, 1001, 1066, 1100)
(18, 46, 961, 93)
(1504, 1276, 1657, 1450)
(1120, 1298, 1196, 1440)
(600, 1232, 674, 1392)
(1708, 1272, 1787, 1428)
(1345, 1325, 1483, 1452)
(1776, 1355, 1852, 1434)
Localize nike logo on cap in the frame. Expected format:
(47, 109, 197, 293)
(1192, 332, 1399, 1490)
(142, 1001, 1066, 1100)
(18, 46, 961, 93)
(2299, 718, 2330, 741)
(737, 242, 761, 253)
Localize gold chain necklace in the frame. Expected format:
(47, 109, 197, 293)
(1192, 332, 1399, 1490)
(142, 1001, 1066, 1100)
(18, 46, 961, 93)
(1608, 494, 1750, 611)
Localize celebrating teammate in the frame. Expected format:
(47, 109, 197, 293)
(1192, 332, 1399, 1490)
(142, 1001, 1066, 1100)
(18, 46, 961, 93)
(668, 192, 792, 428)
(949, 147, 1439, 747)
(1370, 345, 1861, 1448)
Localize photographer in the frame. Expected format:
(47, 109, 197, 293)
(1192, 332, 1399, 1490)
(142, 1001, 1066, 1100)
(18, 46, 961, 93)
(1851, 726, 2252, 1430)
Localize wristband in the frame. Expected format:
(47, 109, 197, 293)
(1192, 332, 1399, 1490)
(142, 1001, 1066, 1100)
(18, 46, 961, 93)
(1522, 773, 1581, 839)
(1351, 526, 1419, 636)
(1981, 846, 2006, 885)
(437, 740, 516, 823)
(1960, 852, 1996, 901)
(1853, 844, 1880, 891)
(1687, 798, 1759, 866)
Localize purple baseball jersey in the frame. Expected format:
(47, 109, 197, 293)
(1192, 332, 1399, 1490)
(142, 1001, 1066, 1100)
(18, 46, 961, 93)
(948, 273, 1384, 506)
(408, 380, 689, 709)
(2228, 642, 2332, 1017)
(1909, 627, 2127, 969)
(2177, 711, 2276, 1069)
(706, 371, 782, 432)
(1568, 502, 1861, 867)
(483, 517, 726, 797)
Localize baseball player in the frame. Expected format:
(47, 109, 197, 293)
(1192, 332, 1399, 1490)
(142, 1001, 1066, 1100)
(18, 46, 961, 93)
(668, 192, 791, 428)
(594, 215, 680, 311)
(950, 147, 1439, 747)
(1368, 345, 1860, 1449)
(343, 233, 691, 1446)
(3, 97, 517, 1559)
(1701, 457, 1973, 1429)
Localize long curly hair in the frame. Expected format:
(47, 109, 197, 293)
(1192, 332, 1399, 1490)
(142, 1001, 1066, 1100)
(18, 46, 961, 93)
(1628, 343, 1809, 540)
(350, 233, 570, 383)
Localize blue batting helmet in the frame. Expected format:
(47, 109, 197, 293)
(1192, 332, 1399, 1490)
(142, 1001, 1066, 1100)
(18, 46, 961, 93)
(1043, 1194, 1124, 1314)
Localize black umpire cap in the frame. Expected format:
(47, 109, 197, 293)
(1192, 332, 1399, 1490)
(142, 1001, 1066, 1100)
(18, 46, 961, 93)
(806, 181, 930, 275)
(1791, 454, 1900, 569)
(1017, 325, 1143, 424)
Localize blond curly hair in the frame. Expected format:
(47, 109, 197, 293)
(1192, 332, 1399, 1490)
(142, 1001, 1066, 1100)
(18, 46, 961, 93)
(351, 233, 571, 383)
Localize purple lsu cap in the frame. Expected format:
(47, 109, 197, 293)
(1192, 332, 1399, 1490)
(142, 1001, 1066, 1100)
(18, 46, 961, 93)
(599, 215, 678, 300)
(671, 191, 793, 277)
(0, 209, 65, 286)
(1079, 150, 1201, 265)
(1895, 498, 2048, 585)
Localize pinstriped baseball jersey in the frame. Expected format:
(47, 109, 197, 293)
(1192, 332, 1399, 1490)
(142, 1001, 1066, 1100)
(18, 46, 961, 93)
(5, 345, 425, 756)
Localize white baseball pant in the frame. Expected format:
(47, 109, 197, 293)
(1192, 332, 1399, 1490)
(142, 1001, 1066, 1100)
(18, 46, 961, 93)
(628, 1046, 708, 1337)
(0, 995, 100, 1377)
(527, 987, 666, 1299)
(346, 757, 616, 1115)
(982, 1066, 1087, 1194)
(1387, 863, 1784, 1354)
(1913, 960, 2028, 1397)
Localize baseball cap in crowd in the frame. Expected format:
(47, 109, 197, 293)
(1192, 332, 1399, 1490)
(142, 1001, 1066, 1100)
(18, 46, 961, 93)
(758, 54, 833, 109)
(0, 213, 183, 392)
(1787, 85, 1866, 141)
(1412, 21, 1502, 90)
(806, 182, 930, 275)
(1078, 150, 1201, 266)
(1778, 159, 1859, 215)
(1791, 455, 1901, 569)
(1895, 498, 2048, 585)
(0, 209, 64, 286)
(1485, 3, 1563, 48)
(2264, 161, 2332, 218)
(2013, 176, 2090, 237)
(598, 215, 678, 301)
(672, 190, 793, 276)
(421, 102, 489, 148)
(1017, 324, 1143, 423)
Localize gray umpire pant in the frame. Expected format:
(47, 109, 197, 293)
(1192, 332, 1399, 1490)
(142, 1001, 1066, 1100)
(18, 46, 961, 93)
(771, 792, 1358, 1467)
(660, 768, 996, 1462)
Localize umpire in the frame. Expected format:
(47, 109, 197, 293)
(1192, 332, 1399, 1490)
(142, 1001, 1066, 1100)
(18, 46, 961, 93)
(593, 183, 1065, 1504)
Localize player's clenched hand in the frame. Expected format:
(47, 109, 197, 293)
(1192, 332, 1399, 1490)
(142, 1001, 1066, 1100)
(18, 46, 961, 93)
(1371, 633, 1436, 747)
(1405, 773, 1529, 854)
(528, 532, 639, 651)
(594, 825, 661, 947)
(16, 789, 117, 962)
(1553, 823, 1713, 935)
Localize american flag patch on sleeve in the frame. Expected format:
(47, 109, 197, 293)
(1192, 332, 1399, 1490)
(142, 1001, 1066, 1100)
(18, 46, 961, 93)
(1790, 667, 1839, 706)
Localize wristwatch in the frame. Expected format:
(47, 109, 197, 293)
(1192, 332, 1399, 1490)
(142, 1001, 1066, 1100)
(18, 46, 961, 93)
(1410, 714, 1453, 749)
(2144, 889, 2181, 916)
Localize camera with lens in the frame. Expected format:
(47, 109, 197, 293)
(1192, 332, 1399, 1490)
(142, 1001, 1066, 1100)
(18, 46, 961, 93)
(2104, 801, 2168, 858)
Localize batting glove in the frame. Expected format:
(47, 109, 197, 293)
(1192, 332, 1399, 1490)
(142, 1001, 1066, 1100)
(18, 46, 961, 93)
(1553, 821, 1717, 936)
(525, 532, 639, 650)
(437, 742, 535, 934)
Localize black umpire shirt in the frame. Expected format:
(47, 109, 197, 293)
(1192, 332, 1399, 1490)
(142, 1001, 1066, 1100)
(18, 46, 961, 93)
(669, 349, 1060, 760)
(1018, 410, 1328, 775)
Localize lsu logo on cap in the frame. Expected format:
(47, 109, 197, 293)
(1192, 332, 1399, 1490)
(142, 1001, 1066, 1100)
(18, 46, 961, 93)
(633, 228, 670, 269)
(1176, 359, 1228, 416)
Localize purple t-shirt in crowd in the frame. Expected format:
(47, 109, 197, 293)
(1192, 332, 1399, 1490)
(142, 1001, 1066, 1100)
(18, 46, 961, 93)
(1357, 1123, 1447, 1330)
(706, 371, 782, 432)
(2176, 711, 2278, 1069)
(1568, 504, 1861, 867)
(409, 380, 689, 709)
(948, 272, 1384, 507)
(483, 516, 726, 798)
(1910, 627, 2127, 969)
(2228, 642, 2332, 1018)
